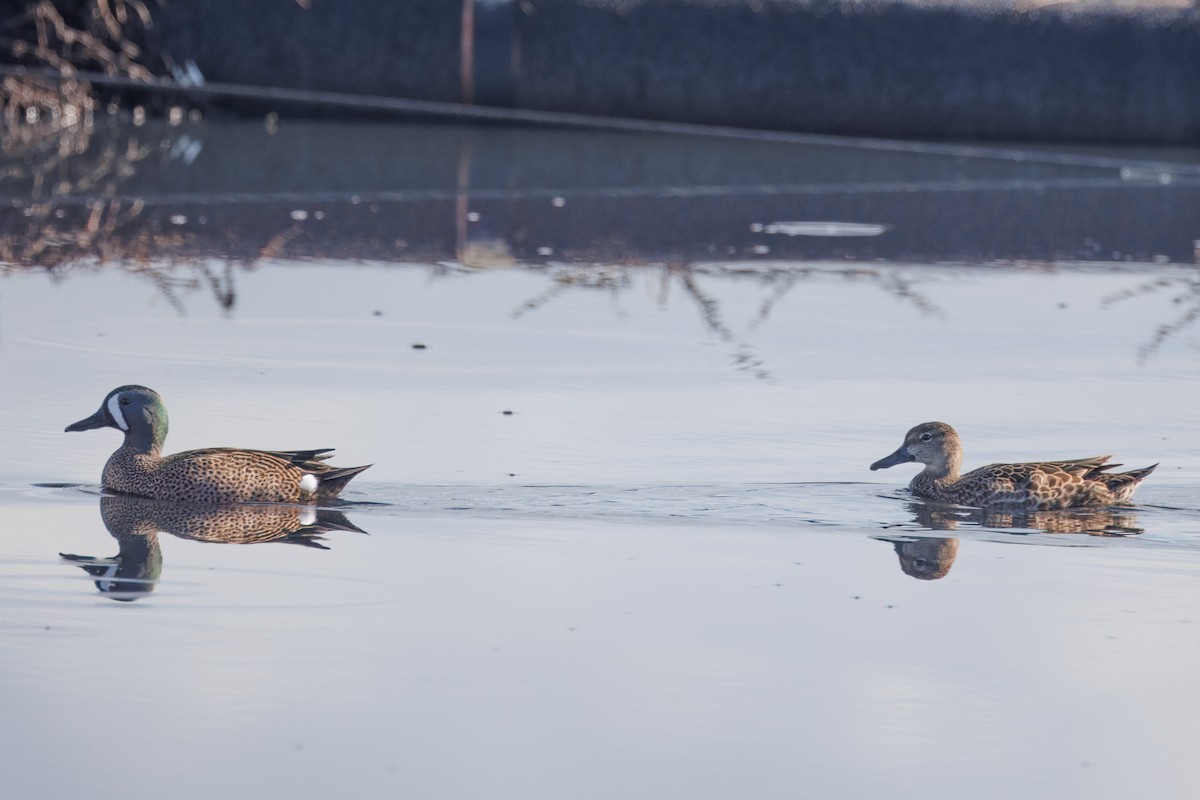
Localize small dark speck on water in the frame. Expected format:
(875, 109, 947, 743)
(886, 604, 895, 609)
(852, 595, 862, 600)
(507, 473, 517, 477)
(412, 343, 426, 349)
(372, 310, 383, 317)
(502, 410, 514, 415)
(1058, 302, 1068, 309)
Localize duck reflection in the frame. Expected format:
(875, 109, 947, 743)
(875, 501, 1145, 580)
(905, 500, 1144, 536)
(876, 535, 959, 580)
(60, 495, 367, 601)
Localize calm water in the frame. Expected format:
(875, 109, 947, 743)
(1, 259, 1199, 798)
(3, 114, 1200, 798)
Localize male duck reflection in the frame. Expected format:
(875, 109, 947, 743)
(65, 385, 371, 504)
(61, 495, 367, 600)
(871, 421, 1156, 510)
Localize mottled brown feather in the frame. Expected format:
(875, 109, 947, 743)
(873, 422, 1155, 510)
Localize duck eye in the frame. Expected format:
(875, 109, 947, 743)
(119, 397, 131, 406)
(919, 432, 932, 442)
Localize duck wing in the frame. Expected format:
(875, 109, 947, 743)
(179, 447, 337, 471)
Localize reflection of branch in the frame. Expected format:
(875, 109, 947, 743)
(512, 281, 569, 318)
(731, 344, 770, 382)
(1, 1, 162, 199)
(511, 263, 775, 380)
(1, 75, 98, 196)
(677, 268, 772, 382)
(1101, 277, 1177, 306)
(0, 88, 245, 316)
(1102, 272, 1200, 362)
(751, 269, 801, 327)
(677, 269, 733, 342)
(511, 265, 628, 318)
(201, 261, 237, 311)
(258, 225, 305, 260)
(748, 266, 942, 329)
(0, 197, 149, 267)
(880, 272, 941, 318)
(1137, 303, 1200, 364)
(122, 261, 239, 316)
(142, 266, 191, 315)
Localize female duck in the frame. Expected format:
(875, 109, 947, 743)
(66, 385, 370, 504)
(870, 421, 1155, 510)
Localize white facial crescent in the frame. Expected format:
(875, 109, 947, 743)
(107, 394, 129, 432)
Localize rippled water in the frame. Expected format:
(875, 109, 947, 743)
(1, 256, 1198, 798)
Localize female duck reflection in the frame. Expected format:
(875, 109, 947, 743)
(60, 495, 367, 601)
(874, 502, 1144, 581)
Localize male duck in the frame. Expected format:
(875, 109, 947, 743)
(66, 385, 370, 504)
(870, 421, 1156, 510)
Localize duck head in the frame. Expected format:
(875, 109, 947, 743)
(66, 385, 169, 453)
(870, 421, 962, 477)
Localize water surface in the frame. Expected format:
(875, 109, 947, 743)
(2, 119, 1200, 798)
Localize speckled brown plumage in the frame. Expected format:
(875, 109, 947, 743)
(66, 385, 371, 505)
(907, 501, 1144, 536)
(99, 493, 367, 545)
(870, 421, 1156, 510)
(61, 494, 368, 601)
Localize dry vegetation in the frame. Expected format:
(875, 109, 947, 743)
(0, 1, 227, 306)
(1, 0, 156, 150)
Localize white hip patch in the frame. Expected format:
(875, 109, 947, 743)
(299, 473, 319, 495)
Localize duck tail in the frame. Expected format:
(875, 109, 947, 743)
(1104, 463, 1158, 503)
(316, 464, 372, 497)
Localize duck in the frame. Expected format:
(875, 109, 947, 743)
(870, 421, 1156, 510)
(65, 385, 370, 504)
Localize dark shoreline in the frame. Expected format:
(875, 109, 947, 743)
(4, 1, 1200, 143)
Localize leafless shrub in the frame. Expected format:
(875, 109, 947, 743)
(5, 1, 155, 79)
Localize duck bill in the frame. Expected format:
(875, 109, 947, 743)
(870, 446, 914, 471)
(65, 408, 110, 433)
